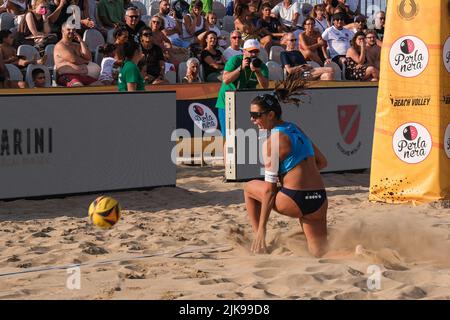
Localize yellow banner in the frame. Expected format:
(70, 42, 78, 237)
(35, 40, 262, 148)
(369, 0, 450, 204)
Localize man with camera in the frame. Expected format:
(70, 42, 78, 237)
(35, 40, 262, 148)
(215, 39, 269, 165)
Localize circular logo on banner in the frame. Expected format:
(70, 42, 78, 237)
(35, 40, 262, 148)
(445, 123, 450, 159)
(397, 0, 419, 20)
(390, 36, 429, 77)
(443, 36, 450, 73)
(392, 122, 432, 164)
(188, 102, 218, 133)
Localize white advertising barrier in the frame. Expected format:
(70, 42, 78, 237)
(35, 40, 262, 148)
(0, 91, 176, 199)
(225, 86, 378, 181)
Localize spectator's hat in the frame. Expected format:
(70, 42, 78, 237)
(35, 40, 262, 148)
(243, 39, 260, 51)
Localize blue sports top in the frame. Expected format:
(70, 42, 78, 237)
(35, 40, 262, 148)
(271, 121, 315, 175)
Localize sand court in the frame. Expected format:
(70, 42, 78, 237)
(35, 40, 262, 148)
(1, 165, 450, 300)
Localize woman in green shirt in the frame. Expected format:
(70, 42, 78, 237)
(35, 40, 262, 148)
(118, 41, 145, 92)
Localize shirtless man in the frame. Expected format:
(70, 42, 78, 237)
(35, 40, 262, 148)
(54, 22, 101, 87)
(365, 30, 380, 70)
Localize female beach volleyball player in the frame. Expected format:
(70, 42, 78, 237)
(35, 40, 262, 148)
(244, 73, 328, 257)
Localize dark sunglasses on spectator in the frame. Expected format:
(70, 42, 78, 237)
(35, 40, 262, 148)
(250, 110, 269, 118)
(379, 17, 385, 20)
(335, 18, 344, 21)
(287, 39, 296, 42)
(127, 15, 139, 19)
(232, 36, 242, 39)
(142, 33, 152, 37)
(151, 20, 160, 24)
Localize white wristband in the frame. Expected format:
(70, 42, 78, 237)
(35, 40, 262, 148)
(264, 170, 278, 183)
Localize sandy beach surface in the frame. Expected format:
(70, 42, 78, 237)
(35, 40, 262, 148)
(1, 165, 450, 300)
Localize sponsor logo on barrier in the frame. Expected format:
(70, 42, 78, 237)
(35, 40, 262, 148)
(389, 94, 431, 107)
(445, 124, 450, 159)
(188, 103, 218, 134)
(389, 36, 428, 78)
(444, 36, 450, 73)
(0, 128, 53, 167)
(392, 122, 432, 164)
(337, 105, 362, 156)
(397, 0, 419, 20)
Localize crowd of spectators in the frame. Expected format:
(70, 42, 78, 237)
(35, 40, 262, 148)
(0, 0, 385, 89)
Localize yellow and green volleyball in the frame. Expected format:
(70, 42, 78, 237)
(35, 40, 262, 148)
(88, 196, 121, 229)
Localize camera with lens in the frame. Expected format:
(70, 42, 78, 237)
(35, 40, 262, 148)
(245, 57, 263, 69)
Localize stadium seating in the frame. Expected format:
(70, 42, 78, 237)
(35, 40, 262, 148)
(266, 61, 283, 81)
(5, 64, 23, 81)
(0, 12, 15, 31)
(269, 45, 284, 65)
(17, 45, 40, 61)
(83, 29, 105, 52)
(131, 1, 148, 15)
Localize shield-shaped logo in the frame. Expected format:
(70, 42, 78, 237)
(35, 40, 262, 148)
(338, 105, 360, 145)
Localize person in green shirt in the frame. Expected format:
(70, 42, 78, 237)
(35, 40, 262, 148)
(118, 41, 145, 91)
(190, 0, 212, 14)
(216, 39, 269, 137)
(97, 0, 124, 28)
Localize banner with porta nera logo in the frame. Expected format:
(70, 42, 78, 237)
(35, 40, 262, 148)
(369, 0, 450, 204)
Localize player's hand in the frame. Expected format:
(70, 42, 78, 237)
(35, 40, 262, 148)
(251, 229, 267, 254)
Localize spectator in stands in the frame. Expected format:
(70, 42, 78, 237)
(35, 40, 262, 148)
(281, 32, 333, 80)
(0, 30, 46, 68)
(48, 0, 96, 35)
(223, 30, 243, 62)
(334, 1, 353, 24)
(157, 0, 190, 48)
(345, 31, 378, 81)
(271, 0, 300, 38)
(345, 14, 367, 33)
(182, 0, 206, 44)
(97, 0, 124, 29)
(322, 12, 354, 68)
(234, 3, 271, 52)
(374, 11, 385, 41)
(256, 3, 284, 48)
(54, 22, 101, 87)
(98, 43, 117, 85)
(172, 0, 190, 20)
(342, 0, 360, 16)
(150, 15, 183, 69)
(118, 41, 145, 91)
(0, 50, 27, 88)
(182, 57, 202, 83)
(113, 25, 128, 66)
(190, 0, 212, 15)
(200, 31, 225, 82)
(299, 17, 327, 66)
(226, 0, 234, 16)
(310, 3, 329, 34)
(19, 0, 57, 54)
(139, 27, 167, 85)
(323, 0, 335, 22)
(124, 6, 146, 44)
(0, 50, 6, 88)
(0, 0, 27, 15)
(365, 29, 380, 70)
(215, 39, 268, 149)
(31, 68, 48, 87)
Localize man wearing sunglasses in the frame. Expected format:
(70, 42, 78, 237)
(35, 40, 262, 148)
(374, 11, 385, 41)
(124, 7, 146, 44)
(321, 12, 354, 68)
(223, 30, 243, 62)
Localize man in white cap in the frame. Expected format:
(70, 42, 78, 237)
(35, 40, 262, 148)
(215, 39, 269, 165)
